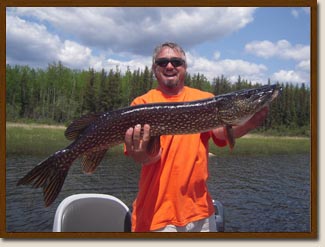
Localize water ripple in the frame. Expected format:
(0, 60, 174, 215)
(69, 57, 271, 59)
(6, 153, 310, 232)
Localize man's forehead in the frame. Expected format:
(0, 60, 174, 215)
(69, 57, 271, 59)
(157, 47, 182, 57)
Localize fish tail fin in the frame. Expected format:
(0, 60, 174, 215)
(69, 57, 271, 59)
(17, 151, 71, 207)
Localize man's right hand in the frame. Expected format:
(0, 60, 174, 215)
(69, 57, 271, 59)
(125, 124, 161, 165)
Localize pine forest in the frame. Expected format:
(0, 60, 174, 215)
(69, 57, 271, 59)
(6, 62, 310, 136)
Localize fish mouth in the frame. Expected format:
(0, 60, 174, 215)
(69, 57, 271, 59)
(243, 84, 281, 107)
(271, 87, 281, 101)
(255, 85, 282, 107)
(217, 84, 282, 126)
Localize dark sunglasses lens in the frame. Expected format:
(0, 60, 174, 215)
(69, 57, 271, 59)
(170, 58, 184, 67)
(155, 58, 169, 67)
(155, 58, 184, 67)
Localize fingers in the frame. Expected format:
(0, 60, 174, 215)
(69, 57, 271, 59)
(133, 124, 142, 149)
(124, 127, 134, 153)
(141, 124, 151, 149)
(124, 124, 153, 164)
(124, 124, 151, 153)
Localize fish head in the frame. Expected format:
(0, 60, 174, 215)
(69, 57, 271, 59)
(216, 84, 282, 126)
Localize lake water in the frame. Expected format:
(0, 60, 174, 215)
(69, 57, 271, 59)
(6, 153, 310, 232)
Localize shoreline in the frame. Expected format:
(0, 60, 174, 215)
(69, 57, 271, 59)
(6, 121, 310, 156)
(242, 133, 309, 140)
(6, 122, 309, 140)
(6, 122, 66, 129)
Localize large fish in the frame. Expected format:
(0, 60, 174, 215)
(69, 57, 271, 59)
(17, 84, 281, 207)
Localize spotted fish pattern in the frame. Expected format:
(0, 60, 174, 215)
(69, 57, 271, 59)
(17, 84, 281, 207)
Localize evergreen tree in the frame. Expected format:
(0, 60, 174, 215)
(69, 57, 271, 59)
(19, 68, 29, 118)
(98, 68, 109, 112)
(5, 63, 311, 135)
(106, 67, 122, 110)
(82, 68, 97, 113)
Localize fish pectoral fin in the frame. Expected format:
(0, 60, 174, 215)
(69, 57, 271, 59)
(65, 113, 103, 140)
(224, 125, 235, 151)
(146, 136, 161, 157)
(81, 148, 108, 174)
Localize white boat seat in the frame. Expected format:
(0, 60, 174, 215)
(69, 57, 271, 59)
(53, 194, 131, 232)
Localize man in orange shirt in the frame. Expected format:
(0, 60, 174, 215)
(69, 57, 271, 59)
(124, 42, 268, 232)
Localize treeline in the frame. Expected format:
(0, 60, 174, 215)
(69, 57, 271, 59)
(6, 62, 310, 135)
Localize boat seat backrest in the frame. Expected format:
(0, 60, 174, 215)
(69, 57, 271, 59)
(53, 194, 131, 232)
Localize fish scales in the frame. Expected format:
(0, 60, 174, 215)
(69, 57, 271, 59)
(118, 101, 218, 136)
(75, 100, 217, 149)
(17, 84, 282, 207)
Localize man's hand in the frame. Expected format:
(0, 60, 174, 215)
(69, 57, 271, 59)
(212, 106, 269, 143)
(125, 124, 161, 165)
(244, 106, 269, 131)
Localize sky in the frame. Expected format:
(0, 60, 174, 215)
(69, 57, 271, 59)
(6, 7, 311, 85)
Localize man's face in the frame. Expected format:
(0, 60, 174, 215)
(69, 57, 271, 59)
(153, 47, 187, 94)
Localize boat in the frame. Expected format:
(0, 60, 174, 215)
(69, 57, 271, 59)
(53, 193, 225, 232)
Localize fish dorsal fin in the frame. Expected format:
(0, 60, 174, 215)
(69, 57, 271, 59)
(81, 148, 108, 174)
(146, 136, 161, 157)
(65, 113, 102, 140)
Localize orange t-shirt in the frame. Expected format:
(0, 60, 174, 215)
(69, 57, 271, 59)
(129, 86, 227, 232)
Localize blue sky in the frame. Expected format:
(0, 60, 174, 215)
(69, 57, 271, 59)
(6, 7, 310, 85)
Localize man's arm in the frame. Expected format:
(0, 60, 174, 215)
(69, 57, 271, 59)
(212, 106, 269, 142)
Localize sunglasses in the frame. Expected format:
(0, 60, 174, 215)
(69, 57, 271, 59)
(155, 57, 185, 67)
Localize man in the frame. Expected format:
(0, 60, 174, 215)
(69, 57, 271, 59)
(124, 42, 268, 232)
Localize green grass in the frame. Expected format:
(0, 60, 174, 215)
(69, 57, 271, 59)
(6, 123, 310, 156)
(209, 135, 310, 157)
(6, 123, 126, 156)
(6, 125, 70, 155)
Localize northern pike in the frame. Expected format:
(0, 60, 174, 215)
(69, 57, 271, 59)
(17, 84, 281, 207)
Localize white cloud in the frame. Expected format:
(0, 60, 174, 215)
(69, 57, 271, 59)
(5, 11, 268, 83)
(6, 15, 61, 66)
(9, 7, 257, 55)
(296, 60, 310, 71)
(291, 9, 299, 18)
(58, 40, 92, 68)
(213, 51, 221, 60)
(6, 7, 263, 83)
(101, 57, 152, 74)
(245, 39, 310, 85)
(6, 7, 310, 86)
(6, 15, 100, 70)
(271, 69, 309, 84)
(245, 39, 310, 61)
(291, 7, 310, 18)
(187, 52, 267, 83)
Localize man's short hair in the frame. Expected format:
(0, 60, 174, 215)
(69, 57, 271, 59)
(152, 42, 187, 66)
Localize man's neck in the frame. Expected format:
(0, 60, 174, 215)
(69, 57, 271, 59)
(157, 85, 185, 96)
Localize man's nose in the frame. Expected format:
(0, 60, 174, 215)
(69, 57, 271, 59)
(165, 62, 174, 69)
